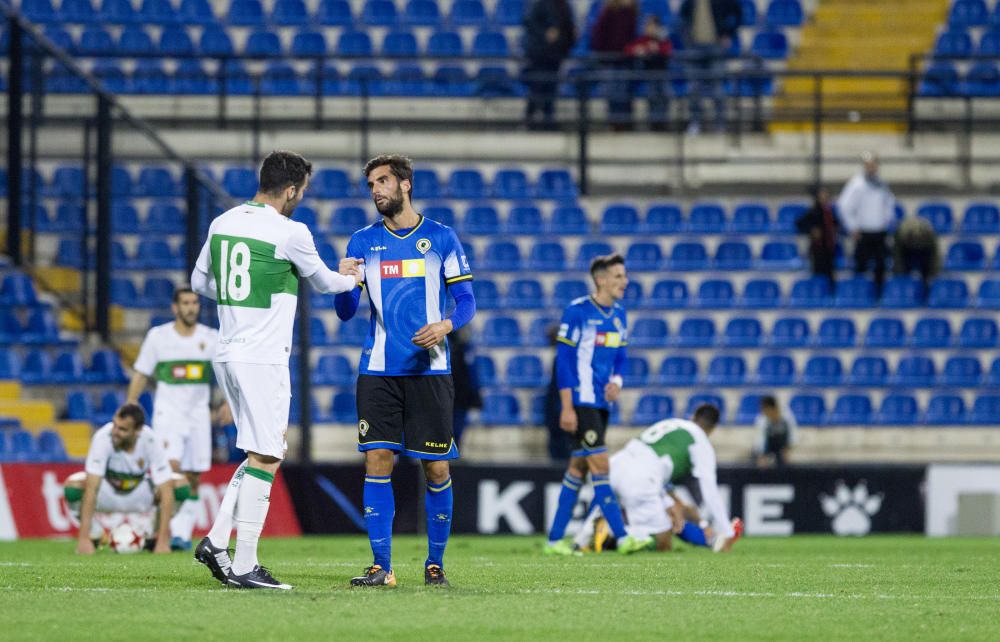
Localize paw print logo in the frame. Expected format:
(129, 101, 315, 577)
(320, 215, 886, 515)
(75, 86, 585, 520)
(820, 480, 883, 536)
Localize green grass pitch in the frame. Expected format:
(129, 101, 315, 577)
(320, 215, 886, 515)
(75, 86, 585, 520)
(1, 536, 997, 641)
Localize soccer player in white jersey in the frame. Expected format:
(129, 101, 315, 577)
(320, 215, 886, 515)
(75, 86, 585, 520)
(64, 403, 187, 554)
(127, 285, 220, 551)
(574, 404, 743, 553)
(190, 151, 363, 590)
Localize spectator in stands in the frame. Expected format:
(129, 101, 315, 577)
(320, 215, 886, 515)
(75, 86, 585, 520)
(796, 185, 839, 286)
(893, 215, 940, 292)
(679, 0, 742, 134)
(543, 324, 573, 461)
(590, 0, 639, 131)
(449, 327, 482, 447)
(626, 14, 673, 131)
(837, 151, 896, 299)
(754, 395, 797, 468)
(523, 0, 577, 130)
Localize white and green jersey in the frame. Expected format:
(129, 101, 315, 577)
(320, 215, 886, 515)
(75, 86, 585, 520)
(133, 322, 217, 432)
(85, 423, 173, 494)
(193, 201, 334, 365)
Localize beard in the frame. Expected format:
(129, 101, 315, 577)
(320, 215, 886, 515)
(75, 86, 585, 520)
(375, 188, 405, 218)
(178, 312, 198, 328)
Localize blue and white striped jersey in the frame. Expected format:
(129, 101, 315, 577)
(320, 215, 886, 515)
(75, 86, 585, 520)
(344, 216, 473, 376)
(555, 296, 628, 409)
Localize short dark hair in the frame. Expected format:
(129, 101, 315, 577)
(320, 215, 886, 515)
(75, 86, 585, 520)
(760, 395, 778, 410)
(692, 403, 720, 428)
(589, 253, 625, 282)
(172, 284, 195, 304)
(115, 402, 146, 428)
(363, 154, 414, 200)
(259, 150, 312, 195)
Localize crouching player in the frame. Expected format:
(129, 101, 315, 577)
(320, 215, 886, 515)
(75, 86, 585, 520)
(64, 403, 189, 554)
(574, 404, 743, 553)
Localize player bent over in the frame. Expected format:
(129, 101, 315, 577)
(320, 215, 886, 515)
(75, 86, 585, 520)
(65, 403, 187, 554)
(190, 151, 361, 590)
(127, 284, 220, 551)
(545, 254, 651, 555)
(574, 404, 743, 553)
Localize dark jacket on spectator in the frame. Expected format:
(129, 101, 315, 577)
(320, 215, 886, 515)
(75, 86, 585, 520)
(590, 2, 639, 54)
(625, 33, 673, 70)
(523, 0, 576, 62)
(679, 0, 743, 42)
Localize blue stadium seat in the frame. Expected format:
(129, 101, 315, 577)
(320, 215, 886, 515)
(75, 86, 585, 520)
(754, 354, 795, 386)
(876, 394, 918, 426)
(834, 277, 876, 308)
(492, 169, 531, 200)
(788, 276, 831, 308)
(474, 355, 497, 387)
(919, 62, 960, 96)
(481, 392, 521, 424)
(656, 356, 698, 386)
(632, 394, 673, 425)
(847, 356, 889, 387)
(494, 0, 524, 25)
(892, 355, 935, 387)
(45, 165, 84, 199)
(137, 239, 183, 269)
(317, 0, 352, 25)
(630, 317, 668, 348)
(286, 393, 322, 424)
(146, 202, 184, 233)
(448, 169, 486, 199)
(158, 25, 194, 56)
(694, 279, 735, 308)
(945, 241, 986, 270)
(401, 169, 437, 200)
(8, 431, 37, 462)
(940, 356, 982, 387)
(329, 205, 368, 236)
(61, 0, 98, 23)
(524, 316, 556, 347)
(99, 0, 136, 23)
(180, 0, 215, 23)
(621, 282, 641, 308)
(814, 317, 856, 348)
(959, 318, 998, 348)
(41, 204, 84, 233)
(977, 279, 1000, 309)
(427, 30, 463, 57)
(827, 394, 872, 425)
(292, 30, 328, 56)
(770, 316, 810, 347)
(245, 30, 282, 56)
(741, 279, 779, 308)
(551, 279, 588, 308)
(110, 165, 133, 196)
(751, 29, 788, 59)
(925, 394, 967, 425)
(140, 277, 175, 309)
(474, 66, 518, 97)
(506, 205, 543, 235)
(961, 203, 1000, 233)
(228, 0, 265, 25)
(133, 60, 171, 94)
(647, 279, 688, 309)
(22, 0, 58, 22)
(382, 29, 417, 57)
(979, 28, 1000, 55)
(66, 390, 95, 423)
(704, 356, 746, 385)
(463, 204, 500, 235)
(450, 0, 487, 26)
(310, 168, 352, 199)
(730, 203, 770, 233)
(950, 0, 989, 27)
(881, 276, 924, 308)
(970, 395, 1000, 425)
(787, 394, 823, 426)
(335, 316, 370, 345)
(669, 242, 708, 271)
(928, 279, 969, 308)
(623, 357, 651, 387)
(35, 430, 67, 462)
(136, 166, 179, 198)
(528, 241, 567, 272)
(0, 311, 22, 344)
(802, 355, 843, 386)
(713, 241, 752, 271)
(934, 29, 973, 57)
(687, 203, 726, 233)
(674, 317, 715, 348)
(766, 0, 803, 26)
(626, 243, 664, 272)
(774, 203, 807, 232)
(329, 392, 357, 423)
(111, 277, 141, 307)
(362, 0, 398, 25)
(963, 62, 1000, 97)
(506, 355, 546, 387)
(536, 169, 578, 200)
(292, 206, 319, 233)
(758, 241, 802, 269)
(734, 393, 764, 425)
(22, 308, 61, 345)
(338, 30, 374, 56)
(473, 29, 510, 56)
(505, 279, 545, 309)
(50, 350, 86, 384)
(575, 242, 613, 270)
(315, 241, 338, 268)
(601, 203, 640, 234)
(385, 64, 426, 95)
(863, 317, 905, 348)
(402, 0, 440, 25)
(271, 0, 309, 25)
(0, 274, 40, 306)
(989, 358, 1000, 386)
(20, 350, 53, 385)
(87, 349, 127, 384)
(200, 24, 234, 56)
(916, 202, 953, 233)
(117, 25, 152, 54)
(139, 0, 180, 23)
(686, 393, 724, 418)
(313, 355, 354, 386)
(721, 318, 762, 347)
(910, 317, 951, 347)
(77, 25, 114, 54)
(480, 316, 521, 347)
(110, 203, 140, 234)
(223, 167, 257, 198)
(642, 204, 683, 234)
(472, 280, 500, 309)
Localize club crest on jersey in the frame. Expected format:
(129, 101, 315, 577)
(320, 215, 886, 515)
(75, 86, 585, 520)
(416, 238, 432, 254)
(359, 419, 370, 437)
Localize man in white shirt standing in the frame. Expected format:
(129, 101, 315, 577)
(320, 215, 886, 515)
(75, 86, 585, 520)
(838, 151, 897, 298)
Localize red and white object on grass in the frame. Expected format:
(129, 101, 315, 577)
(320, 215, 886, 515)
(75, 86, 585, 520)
(109, 523, 144, 554)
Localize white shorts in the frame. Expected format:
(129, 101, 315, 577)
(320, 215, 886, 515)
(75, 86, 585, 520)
(610, 446, 673, 540)
(95, 478, 156, 513)
(153, 411, 212, 473)
(213, 361, 290, 460)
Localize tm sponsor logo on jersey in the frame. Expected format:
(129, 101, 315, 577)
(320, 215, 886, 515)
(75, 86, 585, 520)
(595, 332, 623, 347)
(381, 259, 426, 279)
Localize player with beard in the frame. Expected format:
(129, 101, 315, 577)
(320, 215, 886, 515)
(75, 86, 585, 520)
(190, 151, 363, 589)
(335, 155, 476, 587)
(127, 285, 221, 551)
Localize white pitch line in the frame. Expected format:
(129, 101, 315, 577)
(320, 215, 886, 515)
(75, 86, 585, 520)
(829, 564, 876, 568)
(0, 562, 32, 567)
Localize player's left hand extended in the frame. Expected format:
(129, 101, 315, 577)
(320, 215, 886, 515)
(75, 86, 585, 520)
(152, 539, 171, 554)
(604, 382, 621, 403)
(412, 320, 453, 349)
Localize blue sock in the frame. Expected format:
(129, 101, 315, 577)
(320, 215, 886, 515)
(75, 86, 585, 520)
(678, 521, 709, 547)
(425, 477, 453, 568)
(547, 472, 583, 543)
(592, 474, 628, 539)
(363, 475, 394, 571)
